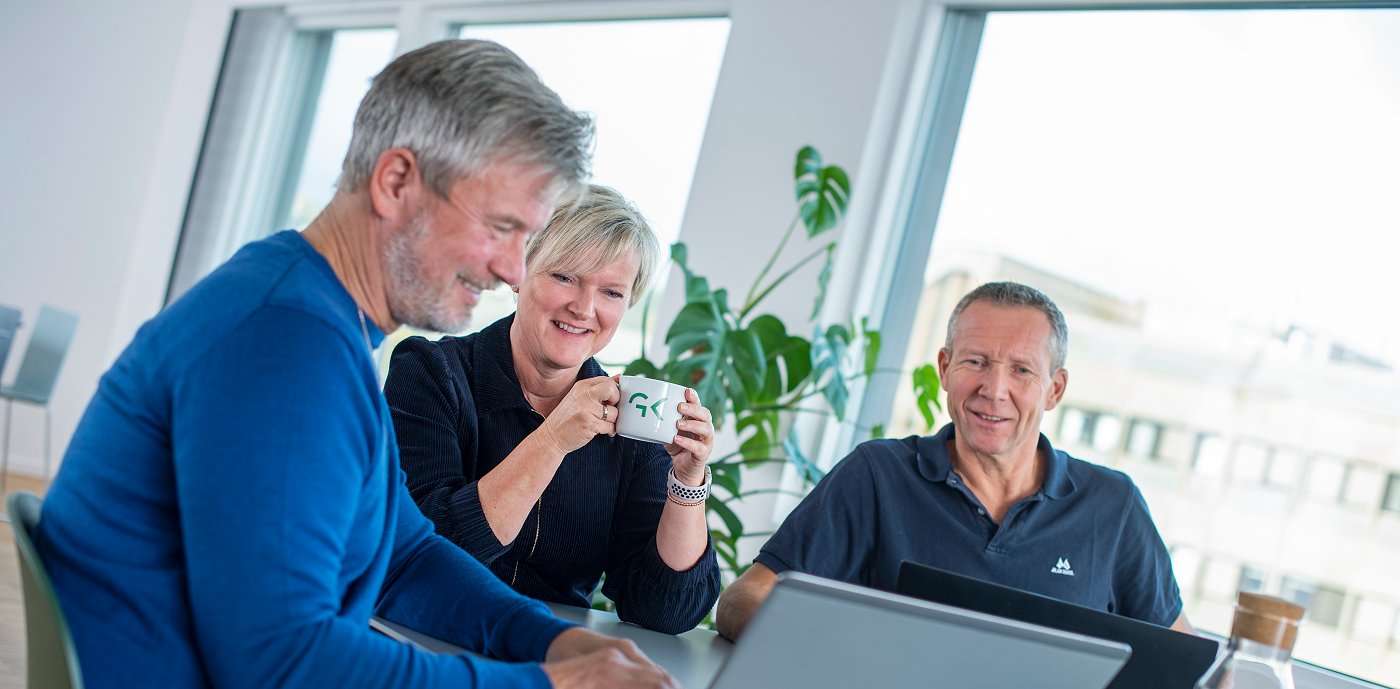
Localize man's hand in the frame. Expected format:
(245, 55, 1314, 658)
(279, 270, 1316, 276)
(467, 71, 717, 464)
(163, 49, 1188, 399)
(542, 627, 680, 689)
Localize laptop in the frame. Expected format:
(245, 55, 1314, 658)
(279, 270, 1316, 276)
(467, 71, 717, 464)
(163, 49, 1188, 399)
(707, 572, 1131, 689)
(896, 561, 1221, 689)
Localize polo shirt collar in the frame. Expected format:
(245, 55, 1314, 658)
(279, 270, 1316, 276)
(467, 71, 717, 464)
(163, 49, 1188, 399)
(914, 423, 1076, 500)
(468, 313, 608, 416)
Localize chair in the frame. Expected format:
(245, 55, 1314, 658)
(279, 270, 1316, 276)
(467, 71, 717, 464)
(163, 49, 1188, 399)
(0, 304, 19, 384)
(1, 306, 78, 495)
(7, 491, 85, 689)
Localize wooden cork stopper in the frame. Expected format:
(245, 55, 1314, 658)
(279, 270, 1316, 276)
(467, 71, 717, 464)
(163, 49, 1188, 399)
(1232, 593, 1304, 650)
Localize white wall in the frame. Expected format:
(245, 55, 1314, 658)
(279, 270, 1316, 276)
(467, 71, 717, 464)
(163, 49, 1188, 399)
(0, 0, 205, 475)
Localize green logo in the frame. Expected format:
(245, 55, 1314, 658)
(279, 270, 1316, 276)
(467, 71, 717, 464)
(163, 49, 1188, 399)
(628, 392, 667, 420)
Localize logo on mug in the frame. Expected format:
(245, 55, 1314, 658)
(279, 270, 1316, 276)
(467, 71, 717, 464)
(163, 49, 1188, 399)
(628, 392, 668, 420)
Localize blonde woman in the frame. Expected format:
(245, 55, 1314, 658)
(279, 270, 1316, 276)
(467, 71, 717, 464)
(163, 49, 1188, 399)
(384, 185, 719, 634)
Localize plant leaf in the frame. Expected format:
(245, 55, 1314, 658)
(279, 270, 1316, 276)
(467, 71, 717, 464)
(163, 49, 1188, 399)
(708, 496, 744, 542)
(780, 427, 826, 485)
(862, 318, 881, 378)
(810, 242, 836, 319)
(809, 324, 851, 420)
(911, 363, 943, 431)
(622, 357, 660, 378)
(725, 327, 767, 401)
(794, 146, 851, 238)
(737, 410, 781, 464)
(708, 460, 742, 497)
(871, 423, 886, 439)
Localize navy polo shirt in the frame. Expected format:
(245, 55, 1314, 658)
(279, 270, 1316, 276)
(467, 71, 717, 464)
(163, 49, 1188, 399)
(755, 423, 1183, 627)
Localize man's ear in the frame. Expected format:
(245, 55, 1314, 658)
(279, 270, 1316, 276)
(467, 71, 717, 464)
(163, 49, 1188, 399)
(1045, 368, 1068, 410)
(937, 348, 951, 390)
(367, 147, 424, 223)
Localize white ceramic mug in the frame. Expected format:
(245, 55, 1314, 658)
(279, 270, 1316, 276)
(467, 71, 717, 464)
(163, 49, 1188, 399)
(615, 375, 688, 445)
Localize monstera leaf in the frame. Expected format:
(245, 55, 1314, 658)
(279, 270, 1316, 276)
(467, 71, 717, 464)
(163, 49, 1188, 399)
(795, 146, 851, 238)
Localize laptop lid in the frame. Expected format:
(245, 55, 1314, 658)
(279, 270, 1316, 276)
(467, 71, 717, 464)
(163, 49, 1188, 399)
(709, 572, 1130, 689)
(896, 561, 1220, 689)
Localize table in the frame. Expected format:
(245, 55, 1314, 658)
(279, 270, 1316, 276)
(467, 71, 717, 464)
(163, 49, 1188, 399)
(372, 604, 732, 689)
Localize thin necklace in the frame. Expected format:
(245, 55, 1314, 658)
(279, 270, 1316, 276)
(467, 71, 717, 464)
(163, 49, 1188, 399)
(357, 308, 372, 351)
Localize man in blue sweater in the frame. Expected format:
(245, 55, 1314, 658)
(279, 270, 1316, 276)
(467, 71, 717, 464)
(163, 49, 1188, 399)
(36, 39, 677, 689)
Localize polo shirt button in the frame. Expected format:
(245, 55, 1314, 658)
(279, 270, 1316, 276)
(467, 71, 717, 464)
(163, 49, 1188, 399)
(977, 508, 985, 515)
(949, 478, 958, 484)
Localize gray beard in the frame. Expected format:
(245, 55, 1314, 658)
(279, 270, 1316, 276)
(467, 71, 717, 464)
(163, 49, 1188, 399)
(383, 213, 473, 333)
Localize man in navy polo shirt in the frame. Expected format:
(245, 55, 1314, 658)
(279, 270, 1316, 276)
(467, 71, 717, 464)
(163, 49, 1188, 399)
(715, 281, 1193, 641)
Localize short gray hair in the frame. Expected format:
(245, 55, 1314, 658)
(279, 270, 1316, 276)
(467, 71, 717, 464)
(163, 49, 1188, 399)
(340, 39, 594, 200)
(525, 184, 659, 307)
(945, 281, 1069, 370)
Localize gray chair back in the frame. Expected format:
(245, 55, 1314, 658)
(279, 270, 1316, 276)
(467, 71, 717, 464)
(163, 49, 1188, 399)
(7, 491, 85, 689)
(0, 305, 19, 380)
(4, 306, 78, 404)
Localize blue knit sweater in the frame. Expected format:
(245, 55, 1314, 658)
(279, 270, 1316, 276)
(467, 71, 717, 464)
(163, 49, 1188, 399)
(35, 231, 574, 689)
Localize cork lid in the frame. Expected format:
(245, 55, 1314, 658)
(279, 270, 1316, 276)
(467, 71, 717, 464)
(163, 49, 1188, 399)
(1231, 592, 1305, 650)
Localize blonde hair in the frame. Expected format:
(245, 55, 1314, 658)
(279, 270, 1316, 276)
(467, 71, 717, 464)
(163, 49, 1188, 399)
(524, 184, 659, 307)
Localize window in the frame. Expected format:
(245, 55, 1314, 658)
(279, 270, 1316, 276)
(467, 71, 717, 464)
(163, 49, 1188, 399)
(1192, 433, 1227, 478)
(281, 29, 399, 232)
(1169, 545, 1202, 594)
(1385, 473, 1400, 514)
(1090, 413, 1121, 454)
(1238, 565, 1267, 595)
(1311, 586, 1348, 629)
(1201, 558, 1240, 601)
(1280, 576, 1319, 611)
(1231, 442, 1269, 485)
(1057, 407, 1089, 446)
(877, 9, 1400, 684)
(1352, 599, 1396, 643)
(447, 18, 731, 366)
(1307, 457, 1348, 503)
(1126, 419, 1162, 460)
(1265, 449, 1301, 490)
(1342, 463, 1384, 509)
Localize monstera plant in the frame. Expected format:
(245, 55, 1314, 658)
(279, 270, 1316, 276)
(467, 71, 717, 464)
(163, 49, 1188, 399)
(623, 146, 942, 577)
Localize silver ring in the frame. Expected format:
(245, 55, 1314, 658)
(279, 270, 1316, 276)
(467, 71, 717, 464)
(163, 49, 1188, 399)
(601, 405, 610, 421)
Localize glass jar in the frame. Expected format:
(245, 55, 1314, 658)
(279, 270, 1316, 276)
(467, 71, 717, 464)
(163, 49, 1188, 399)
(1195, 592, 1305, 689)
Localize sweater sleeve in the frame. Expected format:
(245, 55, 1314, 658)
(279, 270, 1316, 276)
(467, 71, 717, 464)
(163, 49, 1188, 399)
(171, 308, 554, 689)
(384, 336, 512, 563)
(377, 469, 578, 663)
(601, 441, 720, 634)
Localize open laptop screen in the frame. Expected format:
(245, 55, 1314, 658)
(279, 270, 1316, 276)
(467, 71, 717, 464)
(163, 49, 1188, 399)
(896, 561, 1220, 689)
(708, 572, 1130, 689)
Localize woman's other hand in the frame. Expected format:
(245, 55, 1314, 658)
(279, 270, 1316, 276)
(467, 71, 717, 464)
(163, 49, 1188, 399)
(665, 387, 714, 485)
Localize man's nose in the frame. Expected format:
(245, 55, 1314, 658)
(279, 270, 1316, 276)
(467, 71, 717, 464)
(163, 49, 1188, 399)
(492, 232, 527, 288)
(978, 366, 1010, 399)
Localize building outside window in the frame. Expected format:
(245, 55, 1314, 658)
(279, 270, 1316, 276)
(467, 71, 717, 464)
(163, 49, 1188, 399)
(1125, 419, 1162, 460)
(1192, 433, 1228, 479)
(1384, 473, 1400, 514)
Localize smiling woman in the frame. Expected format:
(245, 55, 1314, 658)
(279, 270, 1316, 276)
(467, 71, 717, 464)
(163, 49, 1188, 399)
(382, 185, 721, 634)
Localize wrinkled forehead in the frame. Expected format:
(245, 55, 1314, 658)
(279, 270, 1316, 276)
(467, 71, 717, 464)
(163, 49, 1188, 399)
(949, 304, 1057, 360)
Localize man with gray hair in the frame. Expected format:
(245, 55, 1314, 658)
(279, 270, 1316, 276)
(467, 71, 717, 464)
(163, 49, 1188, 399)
(37, 39, 677, 688)
(716, 281, 1192, 641)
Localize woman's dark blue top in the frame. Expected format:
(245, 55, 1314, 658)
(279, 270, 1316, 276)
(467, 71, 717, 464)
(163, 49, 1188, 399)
(384, 314, 719, 634)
